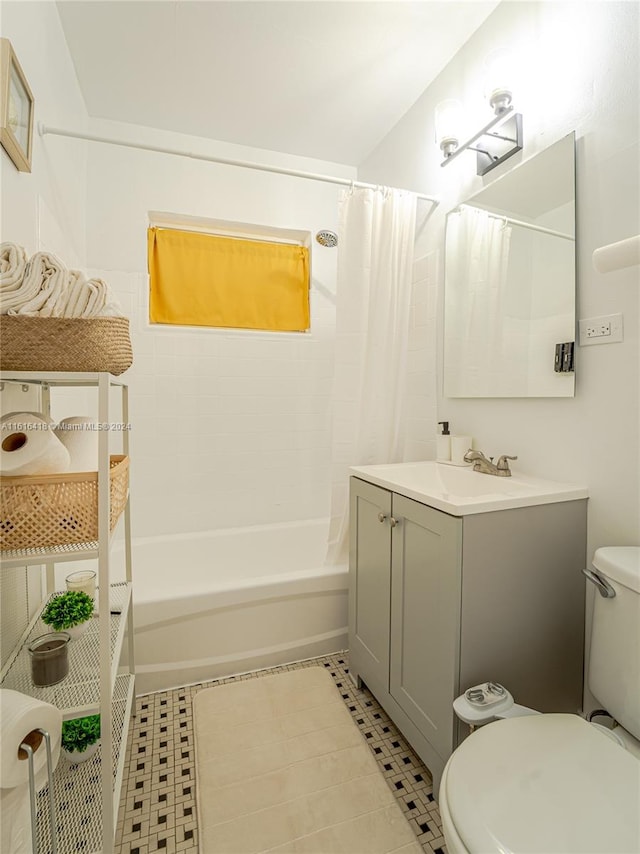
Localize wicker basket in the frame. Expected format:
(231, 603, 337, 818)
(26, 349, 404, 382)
(0, 455, 129, 551)
(0, 316, 133, 375)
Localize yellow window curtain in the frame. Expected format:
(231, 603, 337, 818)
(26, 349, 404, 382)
(148, 227, 310, 332)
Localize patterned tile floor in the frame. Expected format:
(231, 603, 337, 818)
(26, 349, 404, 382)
(114, 652, 447, 854)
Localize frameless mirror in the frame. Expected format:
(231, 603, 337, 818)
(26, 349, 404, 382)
(444, 132, 575, 397)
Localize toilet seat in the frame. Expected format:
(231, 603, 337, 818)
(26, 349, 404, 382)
(440, 713, 640, 854)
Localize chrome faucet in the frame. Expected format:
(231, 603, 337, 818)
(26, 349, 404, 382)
(463, 449, 518, 477)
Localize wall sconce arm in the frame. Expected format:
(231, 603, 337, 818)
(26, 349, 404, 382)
(440, 107, 523, 176)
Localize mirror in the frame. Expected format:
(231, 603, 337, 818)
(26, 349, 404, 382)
(444, 132, 575, 397)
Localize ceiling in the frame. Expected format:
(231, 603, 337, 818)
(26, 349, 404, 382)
(56, 1, 501, 165)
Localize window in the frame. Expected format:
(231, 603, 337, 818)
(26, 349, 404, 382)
(148, 225, 310, 332)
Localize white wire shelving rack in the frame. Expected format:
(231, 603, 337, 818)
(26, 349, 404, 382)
(0, 371, 136, 854)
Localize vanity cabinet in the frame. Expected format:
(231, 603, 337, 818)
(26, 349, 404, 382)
(349, 474, 587, 793)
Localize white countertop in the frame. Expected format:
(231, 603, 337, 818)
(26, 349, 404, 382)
(350, 461, 588, 516)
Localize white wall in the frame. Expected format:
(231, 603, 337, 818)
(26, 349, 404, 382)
(0, 0, 90, 644)
(75, 119, 355, 538)
(0, 1, 88, 265)
(358, 0, 639, 711)
(359, 0, 639, 558)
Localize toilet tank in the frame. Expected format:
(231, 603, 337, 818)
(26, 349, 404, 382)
(588, 547, 640, 740)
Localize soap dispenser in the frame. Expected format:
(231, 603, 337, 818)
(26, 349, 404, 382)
(437, 421, 451, 462)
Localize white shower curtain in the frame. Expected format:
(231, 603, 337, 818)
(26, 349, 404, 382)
(326, 186, 417, 564)
(444, 206, 512, 394)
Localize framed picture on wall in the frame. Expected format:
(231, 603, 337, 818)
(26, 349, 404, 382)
(0, 38, 34, 173)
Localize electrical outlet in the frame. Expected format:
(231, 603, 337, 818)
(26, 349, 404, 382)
(579, 313, 623, 346)
(585, 320, 610, 338)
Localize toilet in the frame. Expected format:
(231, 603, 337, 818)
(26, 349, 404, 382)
(439, 546, 640, 854)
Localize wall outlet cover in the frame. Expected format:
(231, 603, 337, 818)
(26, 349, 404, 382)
(578, 313, 624, 346)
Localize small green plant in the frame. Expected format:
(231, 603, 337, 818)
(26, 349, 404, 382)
(41, 591, 94, 631)
(61, 714, 101, 753)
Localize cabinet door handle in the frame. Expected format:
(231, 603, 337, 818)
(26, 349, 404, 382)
(389, 517, 399, 527)
(378, 512, 387, 523)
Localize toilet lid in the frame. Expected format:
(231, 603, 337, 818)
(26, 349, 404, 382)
(444, 714, 640, 853)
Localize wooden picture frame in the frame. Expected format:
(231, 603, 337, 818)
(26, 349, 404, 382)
(0, 38, 34, 173)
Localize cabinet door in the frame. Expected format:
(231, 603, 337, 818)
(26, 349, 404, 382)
(349, 478, 392, 698)
(390, 494, 462, 762)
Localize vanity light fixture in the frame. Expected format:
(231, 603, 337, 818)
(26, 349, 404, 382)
(434, 99, 463, 159)
(436, 49, 523, 176)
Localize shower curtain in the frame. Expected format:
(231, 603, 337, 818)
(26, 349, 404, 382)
(326, 186, 417, 564)
(445, 207, 512, 394)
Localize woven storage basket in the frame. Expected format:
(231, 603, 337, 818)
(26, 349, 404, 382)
(0, 455, 129, 551)
(0, 316, 133, 375)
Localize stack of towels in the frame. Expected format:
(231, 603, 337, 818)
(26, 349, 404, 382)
(0, 242, 122, 317)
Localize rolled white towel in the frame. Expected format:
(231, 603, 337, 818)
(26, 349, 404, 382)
(37, 272, 72, 317)
(0, 243, 28, 293)
(81, 277, 122, 318)
(62, 270, 91, 318)
(83, 278, 107, 317)
(0, 250, 123, 318)
(2, 251, 68, 315)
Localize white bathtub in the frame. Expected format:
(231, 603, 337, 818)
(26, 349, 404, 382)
(115, 519, 348, 694)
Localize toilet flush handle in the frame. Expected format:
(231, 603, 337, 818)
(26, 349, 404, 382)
(582, 568, 616, 598)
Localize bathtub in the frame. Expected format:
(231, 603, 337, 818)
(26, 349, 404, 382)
(114, 519, 348, 694)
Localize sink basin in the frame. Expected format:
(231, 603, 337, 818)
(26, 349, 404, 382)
(349, 461, 588, 516)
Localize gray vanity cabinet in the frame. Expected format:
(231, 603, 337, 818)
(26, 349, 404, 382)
(389, 494, 462, 763)
(348, 475, 587, 794)
(348, 478, 392, 704)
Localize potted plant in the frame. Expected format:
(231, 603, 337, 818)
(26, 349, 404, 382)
(61, 714, 101, 763)
(41, 590, 94, 639)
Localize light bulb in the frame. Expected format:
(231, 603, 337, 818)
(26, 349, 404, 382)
(435, 99, 463, 157)
(484, 48, 514, 114)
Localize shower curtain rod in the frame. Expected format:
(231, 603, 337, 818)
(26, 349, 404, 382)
(458, 204, 573, 241)
(39, 124, 439, 206)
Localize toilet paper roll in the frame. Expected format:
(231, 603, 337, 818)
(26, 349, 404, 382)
(1, 783, 34, 854)
(55, 416, 98, 472)
(0, 760, 54, 853)
(0, 689, 61, 789)
(0, 413, 70, 476)
(1, 411, 55, 426)
(450, 435, 473, 466)
(592, 234, 640, 273)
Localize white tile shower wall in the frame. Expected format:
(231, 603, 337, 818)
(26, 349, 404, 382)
(82, 119, 353, 538)
(90, 250, 337, 539)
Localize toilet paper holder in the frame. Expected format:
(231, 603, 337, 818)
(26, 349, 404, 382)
(20, 728, 58, 854)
